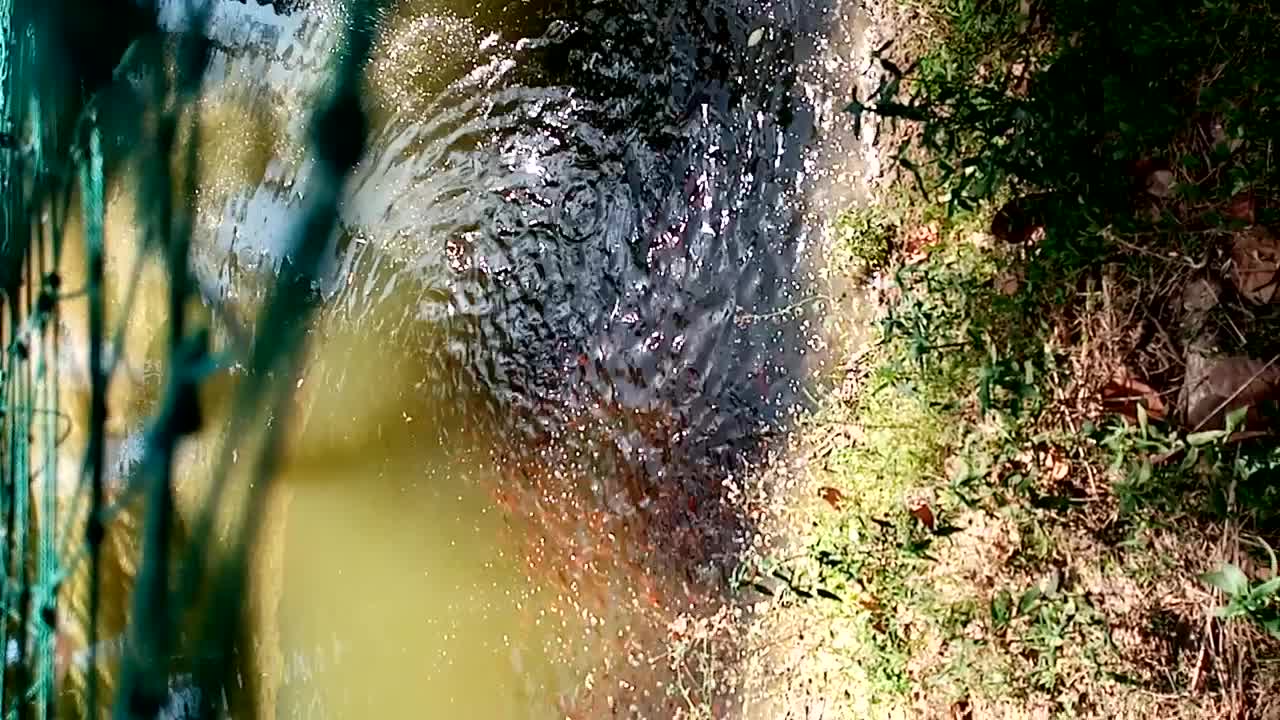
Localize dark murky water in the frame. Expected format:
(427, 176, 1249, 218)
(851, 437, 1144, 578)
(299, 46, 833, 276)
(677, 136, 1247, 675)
(75, 0, 856, 716)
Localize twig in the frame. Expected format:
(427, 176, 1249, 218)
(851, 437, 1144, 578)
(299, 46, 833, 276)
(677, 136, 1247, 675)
(1191, 613, 1212, 695)
(1107, 234, 1208, 270)
(735, 294, 833, 325)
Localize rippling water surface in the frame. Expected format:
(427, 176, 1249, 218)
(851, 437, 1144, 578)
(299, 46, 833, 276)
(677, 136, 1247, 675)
(92, 0, 860, 716)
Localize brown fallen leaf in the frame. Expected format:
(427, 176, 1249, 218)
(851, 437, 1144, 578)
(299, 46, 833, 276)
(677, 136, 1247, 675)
(1225, 191, 1256, 224)
(818, 486, 845, 510)
(1231, 227, 1280, 304)
(995, 268, 1023, 296)
(900, 222, 940, 264)
(951, 698, 974, 720)
(909, 500, 935, 531)
(1101, 370, 1167, 421)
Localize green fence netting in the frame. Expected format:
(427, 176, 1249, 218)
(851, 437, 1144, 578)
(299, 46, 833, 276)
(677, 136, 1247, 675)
(0, 2, 380, 717)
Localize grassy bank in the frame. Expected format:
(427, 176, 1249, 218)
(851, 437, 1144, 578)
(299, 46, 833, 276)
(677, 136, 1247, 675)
(747, 0, 1280, 717)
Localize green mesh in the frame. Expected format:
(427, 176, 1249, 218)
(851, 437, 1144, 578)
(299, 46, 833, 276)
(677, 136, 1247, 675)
(0, 2, 381, 717)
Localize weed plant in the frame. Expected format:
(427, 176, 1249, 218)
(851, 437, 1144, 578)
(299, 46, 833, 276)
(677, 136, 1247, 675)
(766, 0, 1280, 714)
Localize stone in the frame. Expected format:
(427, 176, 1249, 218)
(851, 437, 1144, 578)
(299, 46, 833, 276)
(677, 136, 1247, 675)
(1182, 354, 1280, 431)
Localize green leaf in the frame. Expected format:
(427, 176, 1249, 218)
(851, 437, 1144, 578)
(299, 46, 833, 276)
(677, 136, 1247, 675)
(1247, 577, 1280, 602)
(978, 368, 992, 415)
(1135, 460, 1152, 485)
(898, 157, 928, 195)
(1018, 587, 1042, 615)
(1188, 430, 1228, 446)
(1137, 403, 1149, 439)
(1215, 603, 1247, 619)
(1181, 445, 1201, 469)
(1225, 406, 1249, 435)
(815, 587, 843, 602)
(1202, 563, 1250, 597)
(991, 590, 1012, 629)
(873, 101, 929, 121)
(845, 99, 864, 136)
(877, 77, 902, 105)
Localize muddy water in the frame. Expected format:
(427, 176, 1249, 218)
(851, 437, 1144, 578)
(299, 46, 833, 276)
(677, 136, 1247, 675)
(89, 0, 858, 716)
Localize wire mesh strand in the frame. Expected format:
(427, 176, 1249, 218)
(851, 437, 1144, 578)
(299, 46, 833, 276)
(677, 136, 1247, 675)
(0, 1, 382, 717)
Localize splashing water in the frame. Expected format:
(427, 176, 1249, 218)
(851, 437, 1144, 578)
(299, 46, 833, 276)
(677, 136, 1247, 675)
(57, 0, 867, 716)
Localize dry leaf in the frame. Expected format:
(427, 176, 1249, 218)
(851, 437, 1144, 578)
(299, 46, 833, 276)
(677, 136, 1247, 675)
(809, 423, 863, 462)
(909, 500, 935, 530)
(1041, 447, 1071, 482)
(55, 629, 74, 684)
(1101, 371, 1167, 421)
(818, 486, 845, 510)
(951, 698, 974, 720)
(1231, 227, 1280, 304)
(995, 269, 1023, 296)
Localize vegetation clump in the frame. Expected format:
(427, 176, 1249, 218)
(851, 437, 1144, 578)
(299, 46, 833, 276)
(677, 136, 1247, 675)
(751, 0, 1280, 716)
(832, 205, 896, 276)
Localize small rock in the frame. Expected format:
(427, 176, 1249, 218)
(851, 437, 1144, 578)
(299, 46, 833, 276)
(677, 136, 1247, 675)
(1231, 226, 1280, 304)
(967, 231, 995, 249)
(1183, 355, 1280, 430)
(1182, 276, 1221, 315)
(1146, 169, 1175, 198)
